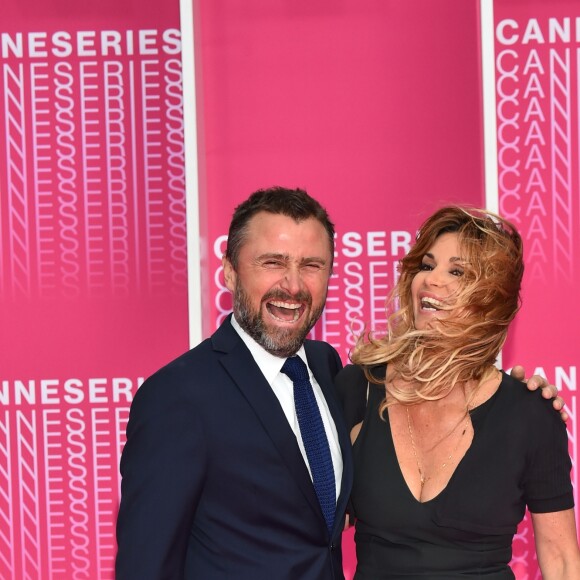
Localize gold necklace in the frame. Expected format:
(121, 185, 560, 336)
(404, 369, 501, 498)
(406, 405, 470, 495)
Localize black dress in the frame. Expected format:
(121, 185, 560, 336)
(335, 364, 573, 579)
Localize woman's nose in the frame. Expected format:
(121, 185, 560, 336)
(424, 267, 444, 287)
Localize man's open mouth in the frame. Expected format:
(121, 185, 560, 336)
(266, 300, 304, 322)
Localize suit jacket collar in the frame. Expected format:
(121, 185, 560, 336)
(212, 316, 324, 530)
(211, 315, 350, 539)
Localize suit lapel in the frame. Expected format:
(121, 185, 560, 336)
(212, 318, 324, 525)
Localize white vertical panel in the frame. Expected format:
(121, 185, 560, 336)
(480, 0, 502, 368)
(180, 0, 203, 348)
(480, 0, 499, 214)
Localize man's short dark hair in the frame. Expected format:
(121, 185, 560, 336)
(225, 186, 335, 269)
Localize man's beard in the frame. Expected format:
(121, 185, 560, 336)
(233, 283, 325, 358)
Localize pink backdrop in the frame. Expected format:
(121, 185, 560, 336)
(0, 1, 188, 577)
(495, 1, 580, 576)
(193, 0, 485, 577)
(0, 0, 578, 578)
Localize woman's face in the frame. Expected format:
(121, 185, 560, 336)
(411, 232, 464, 330)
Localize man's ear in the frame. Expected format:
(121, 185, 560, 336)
(222, 256, 236, 293)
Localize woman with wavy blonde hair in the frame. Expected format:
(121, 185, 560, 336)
(336, 205, 579, 579)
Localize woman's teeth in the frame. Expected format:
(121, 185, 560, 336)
(421, 297, 444, 311)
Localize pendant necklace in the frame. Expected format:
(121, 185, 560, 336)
(406, 406, 470, 498)
(405, 369, 501, 499)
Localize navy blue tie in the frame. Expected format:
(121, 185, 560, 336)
(281, 356, 336, 534)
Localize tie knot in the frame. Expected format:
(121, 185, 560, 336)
(281, 356, 309, 382)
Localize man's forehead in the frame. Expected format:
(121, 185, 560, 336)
(247, 211, 305, 227)
(245, 213, 324, 238)
(241, 214, 331, 256)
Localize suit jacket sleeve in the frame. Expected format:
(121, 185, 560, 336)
(116, 362, 206, 579)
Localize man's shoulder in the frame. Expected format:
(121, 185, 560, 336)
(304, 339, 342, 366)
(304, 338, 339, 354)
(149, 319, 239, 379)
(153, 336, 214, 375)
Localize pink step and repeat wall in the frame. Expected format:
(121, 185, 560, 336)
(495, 2, 580, 574)
(0, 0, 188, 577)
(0, 0, 578, 578)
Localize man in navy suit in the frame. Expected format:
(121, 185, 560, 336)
(116, 187, 353, 579)
(116, 186, 562, 579)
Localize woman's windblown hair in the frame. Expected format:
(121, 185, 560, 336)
(352, 205, 524, 406)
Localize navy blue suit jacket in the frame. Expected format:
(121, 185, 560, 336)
(116, 315, 353, 579)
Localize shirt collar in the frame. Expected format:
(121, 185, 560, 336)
(230, 314, 308, 385)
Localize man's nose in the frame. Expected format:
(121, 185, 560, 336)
(280, 266, 303, 294)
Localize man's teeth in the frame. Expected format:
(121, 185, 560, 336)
(270, 301, 301, 310)
(269, 301, 301, 321)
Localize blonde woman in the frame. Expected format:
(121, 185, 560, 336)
(336, 206, 579, 579)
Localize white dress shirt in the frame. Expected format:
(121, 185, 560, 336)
(231, 315, 343, 501)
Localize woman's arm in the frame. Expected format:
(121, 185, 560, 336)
(531, 509, 580, 579)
